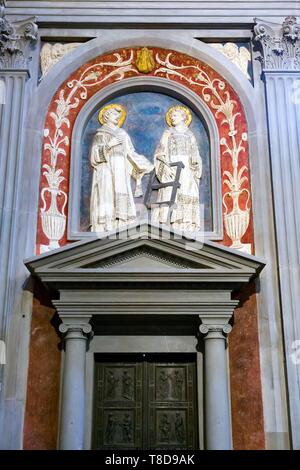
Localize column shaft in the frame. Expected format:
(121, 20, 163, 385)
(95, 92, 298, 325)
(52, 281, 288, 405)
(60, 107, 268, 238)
(203, 332, 232, 450)
(0, 71, 27, 339)
(204, 334, 231, 450)
(59, 328, 89, 450)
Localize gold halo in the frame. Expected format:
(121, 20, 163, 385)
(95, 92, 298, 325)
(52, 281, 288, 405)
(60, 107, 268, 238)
(166, 105, 192, 127)
(98, 103, 127, 127)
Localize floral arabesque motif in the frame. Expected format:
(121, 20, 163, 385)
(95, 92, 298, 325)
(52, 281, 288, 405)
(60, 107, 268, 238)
(154, 52, 251, 251)
(40, 51, 138, 251)
(38, 47, 253, 253)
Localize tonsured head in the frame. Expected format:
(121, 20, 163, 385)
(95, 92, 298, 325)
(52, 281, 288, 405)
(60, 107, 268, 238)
(166, 105, 192, 128)
(98, 103, 127, 127)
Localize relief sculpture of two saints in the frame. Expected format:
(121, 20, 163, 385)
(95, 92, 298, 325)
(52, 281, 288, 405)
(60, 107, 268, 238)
(89, 103, 202, 233)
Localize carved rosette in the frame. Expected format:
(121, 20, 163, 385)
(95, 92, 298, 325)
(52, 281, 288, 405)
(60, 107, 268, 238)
(254, 16, 300, 70)
(0, 8, 38, 70)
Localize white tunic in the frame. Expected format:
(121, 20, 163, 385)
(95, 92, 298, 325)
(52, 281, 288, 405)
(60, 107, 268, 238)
(152, 127, 202, 231)
(90, 124, 152, 232)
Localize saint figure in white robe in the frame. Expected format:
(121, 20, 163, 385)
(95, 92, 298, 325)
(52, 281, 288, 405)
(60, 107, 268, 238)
(152, 105, 202, 232)
(90, 104, 153, 232)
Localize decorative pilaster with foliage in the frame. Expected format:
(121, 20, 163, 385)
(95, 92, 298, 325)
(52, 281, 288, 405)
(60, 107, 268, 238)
(254, 15, 300, 449)
(0, 3, 37, 70)
(0, 1, 38, 447)
(254, 16, 300, 70)
(0, 5, 38, 340)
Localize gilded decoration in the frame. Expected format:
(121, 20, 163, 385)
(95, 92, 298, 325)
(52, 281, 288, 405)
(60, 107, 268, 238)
(165, 105, 192, 127)
(38, 47, 253, 254)
(98, 103, 127, 127)
(135, 47, 155, 73)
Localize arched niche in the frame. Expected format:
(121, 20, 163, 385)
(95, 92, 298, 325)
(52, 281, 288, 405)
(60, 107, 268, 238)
(68, 77, 222, 240)
(36, 45, 253, 254)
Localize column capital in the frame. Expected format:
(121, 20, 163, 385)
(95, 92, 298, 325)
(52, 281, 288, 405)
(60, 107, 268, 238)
(199, 314, 233, 339)
(0, 5, 38, 70)
(254, 16, 300, 71)
(59, 316, 93, 340)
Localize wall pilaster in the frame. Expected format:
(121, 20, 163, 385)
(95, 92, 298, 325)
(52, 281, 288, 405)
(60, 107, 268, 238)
(0, 3, 38, 449)
(254, 15, 300, 449)
(0, 0, 37, 354)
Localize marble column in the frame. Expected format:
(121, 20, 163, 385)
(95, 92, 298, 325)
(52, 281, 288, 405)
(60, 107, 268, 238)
(59, 319, 93, 450)
(199, 315, 232, 450)
(254, 16, 300, 449)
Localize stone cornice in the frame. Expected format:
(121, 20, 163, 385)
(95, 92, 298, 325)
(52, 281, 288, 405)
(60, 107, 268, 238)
(4, 1, 300, 25)
(0, 3, 37, 70)
(254, 16, 300, 71)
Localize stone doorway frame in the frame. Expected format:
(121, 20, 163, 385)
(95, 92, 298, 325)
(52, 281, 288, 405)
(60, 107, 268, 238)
(25, 223, 264, 450)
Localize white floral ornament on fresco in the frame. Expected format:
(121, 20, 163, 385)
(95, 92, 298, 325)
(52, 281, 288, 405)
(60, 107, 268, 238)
(40, 49, 251, 254)
(40, 52, 138, 252)
(154, 53, 251, 253)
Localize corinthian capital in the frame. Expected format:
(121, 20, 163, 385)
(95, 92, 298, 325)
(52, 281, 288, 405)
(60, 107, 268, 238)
(0, 5, 38, 70)
(254, 16, 300, 71)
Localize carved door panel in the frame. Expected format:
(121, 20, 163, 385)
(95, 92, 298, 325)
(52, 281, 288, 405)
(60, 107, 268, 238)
(93, 361, 143, 449)
(147, 362, 198, 450)
(93, 355, 198, 450)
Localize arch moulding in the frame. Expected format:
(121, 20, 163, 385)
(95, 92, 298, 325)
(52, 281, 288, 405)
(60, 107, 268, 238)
(68, 76, 222, 240)
(35, 38, 254, 254)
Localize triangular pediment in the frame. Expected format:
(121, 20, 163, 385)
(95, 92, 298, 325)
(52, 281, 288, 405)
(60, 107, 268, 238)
(25, 224, 265, 287)
(83, 245, 207, 270)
